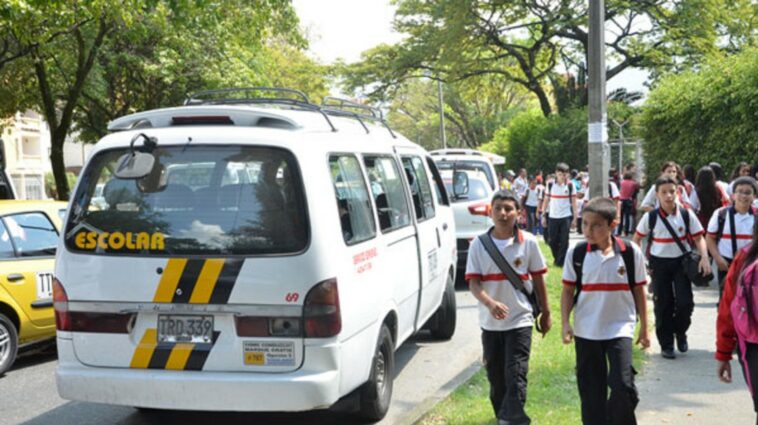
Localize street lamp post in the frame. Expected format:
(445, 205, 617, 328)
(437, 79, 447, 149)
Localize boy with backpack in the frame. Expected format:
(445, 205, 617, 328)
(561, 197, 649, 425)
(716, 227, 758, 422)
(707, 177, 757, 296)
(466, 189, 551, 425)
(633, 176, 712, 359)
(541, 163, 577, 267)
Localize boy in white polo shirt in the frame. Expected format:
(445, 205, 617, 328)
(706, 176, 757, 296)
(541, 162, 577, 267)
(562, 197, 649, 425)
(466, 189, 551, 425)
(633, 176, 711, 359)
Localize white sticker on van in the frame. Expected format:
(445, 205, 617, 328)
(243, 341, 295, 367)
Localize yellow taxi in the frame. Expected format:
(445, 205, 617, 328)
(0, 200, 67, 375)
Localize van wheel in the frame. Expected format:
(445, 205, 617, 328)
(429, 274, 457, 340)
(0, 313, 19, 376)
(357, 325, 394, 422)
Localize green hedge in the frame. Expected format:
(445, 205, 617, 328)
(483, 107, 589, 173)
(641, 48, 758, 176)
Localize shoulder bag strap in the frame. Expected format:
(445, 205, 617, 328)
(658, 209, 690, 256)
(477, 230, 528, 295)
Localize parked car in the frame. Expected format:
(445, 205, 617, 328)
(0, 200, 67, 375)
(429, 148, 504, 192)
(54, 88, 457, 421)
(439, 169, 495, 282)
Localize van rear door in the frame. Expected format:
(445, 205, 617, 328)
(60, 143, 309, 372)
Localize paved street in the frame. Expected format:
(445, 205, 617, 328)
(0, 291, 481, 425)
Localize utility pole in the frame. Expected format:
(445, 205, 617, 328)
(588, 0, 609, 199)
(437, 79, 447, 149)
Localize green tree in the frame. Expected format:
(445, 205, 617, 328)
(342, 0, 756, 117)
(386, 75, 533, 150)
(641, 47, 758, 177)
(0, 0, 306, 200)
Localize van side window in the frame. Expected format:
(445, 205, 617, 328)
(425, 157, 449, 206)
(401, 156, 435, 221)
(363, 156, 411, 232)
(329, 155, 376, 245)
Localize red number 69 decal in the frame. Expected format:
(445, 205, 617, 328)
(285, 292, 300, 303)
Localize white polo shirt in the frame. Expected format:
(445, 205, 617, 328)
(547, 182, 574, 219)
(609, 181, 620, 200)
(707, 206, 755, 260)
(524, 187, 541, 207)
(562, 239, 647, 340)
(635, 207, 704, 258)
(514, 176, 528, 197)
(465, 229, 548, 331)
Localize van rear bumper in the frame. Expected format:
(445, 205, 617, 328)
(55, 338, 342, 412)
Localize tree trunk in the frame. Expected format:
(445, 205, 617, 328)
(534, 85, 553, 117)
(50, 131, 69, 200)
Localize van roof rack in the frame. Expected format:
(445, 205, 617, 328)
(321, 97, 396, 139)
(184, 87, 337, 132)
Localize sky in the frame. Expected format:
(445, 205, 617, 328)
(292, 0, 648, 95)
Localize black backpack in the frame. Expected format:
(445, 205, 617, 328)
(571, 237, 636, 305)
(715, 206, 756, 259)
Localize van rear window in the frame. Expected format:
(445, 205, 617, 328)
(65, 145, 308, 256)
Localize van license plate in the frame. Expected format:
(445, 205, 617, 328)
(157, 315, 214, 343)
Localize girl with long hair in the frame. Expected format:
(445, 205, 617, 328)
(690, 166, 730, 228)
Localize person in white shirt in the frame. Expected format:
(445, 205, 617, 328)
(522, 177, 542, 234)
(466, 189, 550, 425)
(513, 168, 528, 198)
(633, 176, 712, 359)
(540, 163, 578, 267)
(640, 161, 693, 212)
(562, 197, 649, 425)
(707, 176, 757, 295)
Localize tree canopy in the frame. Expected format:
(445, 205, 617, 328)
(0, 0, 326, 200)
(341, 0, 757, 117)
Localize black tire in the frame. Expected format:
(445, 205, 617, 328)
(357, 325, 394, 422)
(429, 274, 457, 340)
(0, 313, 19, 376)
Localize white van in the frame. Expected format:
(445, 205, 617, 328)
(53, 89, 457, 421)
(429, 148, 504, 192)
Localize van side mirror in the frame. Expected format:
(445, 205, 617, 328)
(452, 171, 469, 199)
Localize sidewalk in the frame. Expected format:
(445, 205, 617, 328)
(637, 286, 755, 424)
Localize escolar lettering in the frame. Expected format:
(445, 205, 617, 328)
(74, 231, 165, 251)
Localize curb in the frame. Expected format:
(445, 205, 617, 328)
(394, 359, 483, 425)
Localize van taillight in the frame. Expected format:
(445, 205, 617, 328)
(53, 277, 71, 331)
(303, 278, 341, 338)
(468, 203, 490, 216)
(53, 278, 134, 333)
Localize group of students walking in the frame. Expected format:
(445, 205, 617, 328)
(467, 160, 758, 425)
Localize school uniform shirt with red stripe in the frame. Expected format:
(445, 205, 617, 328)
(635, 207, 705, 258)
(707, 206, 755, 260)
(562, 239, 647, 340)
(465, 229, 548, 331)
(548, 182, 574, 218)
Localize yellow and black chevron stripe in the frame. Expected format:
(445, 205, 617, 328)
(153, 259, 244, 304)
(130, 328, 221, 370)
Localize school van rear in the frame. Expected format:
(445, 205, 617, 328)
(53, 89, 457, 420)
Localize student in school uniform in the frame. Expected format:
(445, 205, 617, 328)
(633, 176, 712, 359)
(541, 163, 578, 267)
(467, 189, 551, 425)
(707, 177, 758, 296)
(640, 161, 694, 212)
(562, 197, 650, 425)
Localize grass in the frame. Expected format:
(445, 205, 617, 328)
(420, 241, 648, 425)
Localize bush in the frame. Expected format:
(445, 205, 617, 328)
(641, 47, 758, 176)
(484, 107, 588, 173)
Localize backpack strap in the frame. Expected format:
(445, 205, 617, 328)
(728, 207, 738, 259)
(646, 209, 658, 258)
(572, 242, 589, 305)
(681, 207, 693, 245)
(571, 237, 636, 306)
(716, 207, 728, 244)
